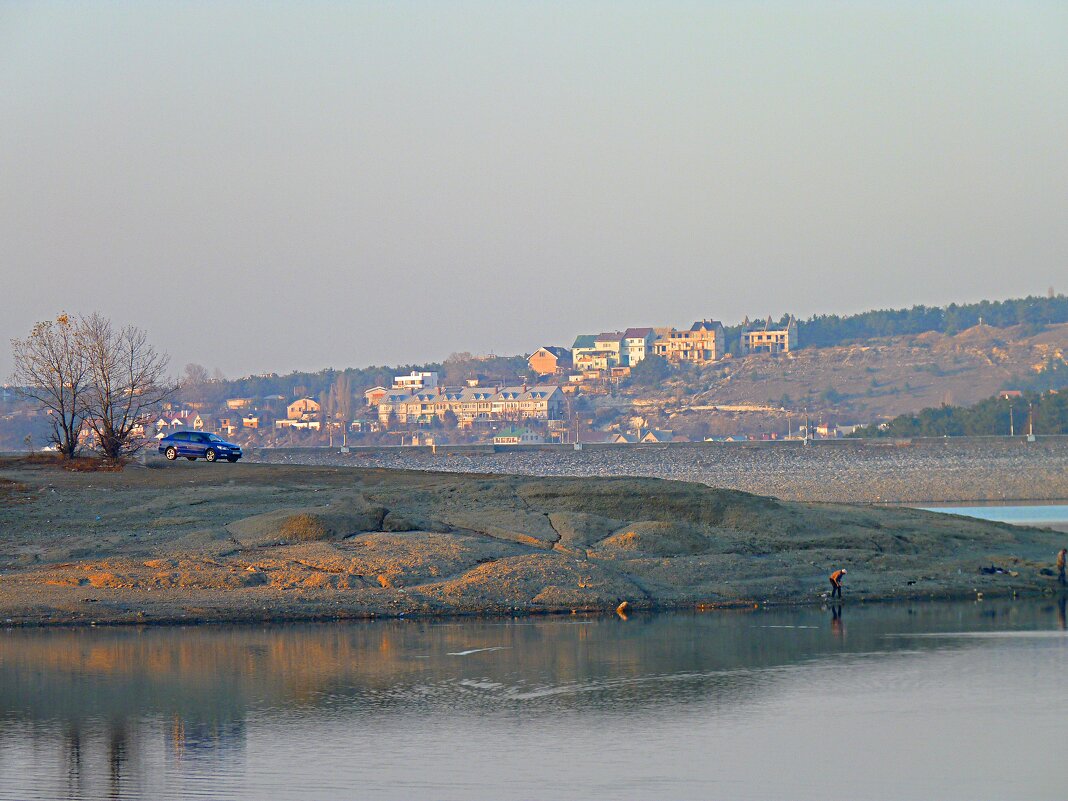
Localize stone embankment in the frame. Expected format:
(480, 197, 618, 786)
(252, 437, 1068, 504)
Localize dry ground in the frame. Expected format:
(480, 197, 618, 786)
(0, 457, 1064, 625)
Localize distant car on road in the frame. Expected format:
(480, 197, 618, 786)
(159, 431, 242, 463)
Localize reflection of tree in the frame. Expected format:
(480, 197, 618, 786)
(107, 723, 127, 800)
(64, 723, 84, 798)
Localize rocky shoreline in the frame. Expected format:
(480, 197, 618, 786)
(1, 457, 1065, 626)
(252, 437, 1068, 504)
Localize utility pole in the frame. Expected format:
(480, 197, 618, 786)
(1009, 402, 1014, 437)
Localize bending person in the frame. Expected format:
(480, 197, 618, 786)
(829, 568, 847, 599)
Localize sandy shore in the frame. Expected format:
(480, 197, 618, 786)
(1, 456, 1066, 625)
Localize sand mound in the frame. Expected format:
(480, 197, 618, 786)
(546, 512, 620, 552)
(595, 521, 713, 557)
(227, 496, 387, 546)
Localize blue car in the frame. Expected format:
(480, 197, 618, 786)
(159, 431, 242, 463)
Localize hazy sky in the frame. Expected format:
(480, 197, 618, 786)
(3, 2, 1067, 379)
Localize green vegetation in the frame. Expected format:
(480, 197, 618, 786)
(625, 354, 672, 387)
(1020, 358, 1068, 392)
(721, 294, 1068, 355)
(797, 294, 1068, 349)
(851, 391, 1068, 438)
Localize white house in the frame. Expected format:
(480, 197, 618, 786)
(393, 371, 439, 391)
(493, 427, 545, 445)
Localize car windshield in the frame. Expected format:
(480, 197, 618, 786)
(207, 434, 224, 442)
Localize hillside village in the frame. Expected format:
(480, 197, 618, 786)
(3, 298, 1068, 451)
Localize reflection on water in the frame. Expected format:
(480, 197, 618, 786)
(1, 601, 1065, 800)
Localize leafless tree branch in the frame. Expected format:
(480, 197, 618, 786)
(9, 314, 91, 458)
(79, 313, 178, 459)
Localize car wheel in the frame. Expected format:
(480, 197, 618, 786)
(165, 447, 177, 461)
(227, 457, 239, 463)
(186, 456, 196, 461)
(205, 449, 217, 462)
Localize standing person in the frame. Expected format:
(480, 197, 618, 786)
(1057, 549, 1066, 586)
(829, 569, 846, 599)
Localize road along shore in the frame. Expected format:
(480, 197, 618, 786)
(1, 457, 1065, 625)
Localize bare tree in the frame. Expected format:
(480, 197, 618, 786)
(181, 363, 210, 388)
(322, 387, 337, 446)
(79, 313, 177, 459)
(180, 363, 211, 400)
(331, 373, 355, 425)
(10, 314, 92, 458)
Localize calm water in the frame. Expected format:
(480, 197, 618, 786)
(919, 502, 1068, 527)
(1, 601, 1065, 800)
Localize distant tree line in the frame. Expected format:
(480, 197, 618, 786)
(849, 391, 1068, 438)
(795, 294, 1068, 349)
(718, 294, 1068, 355)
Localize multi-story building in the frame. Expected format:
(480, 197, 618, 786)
(491, 385, 565, 420)
(528, 346, 572, 376)
(287, 397, 321, 420)
(653, 320, 724, 363)
(573, 332, 626, 371)
(363, 386, 389, 406)
(621, 328, 656, 366)
(571, 334, 598, 367)
(375, 385, 565, 428)
(393, 371, 439, 390)
(594, 332, 625, 362)
(740, 316, 797, 354)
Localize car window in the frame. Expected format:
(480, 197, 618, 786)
(175, 432, 189, 441)
(207, 434, 223, 442)
(196, 433, 208, 443)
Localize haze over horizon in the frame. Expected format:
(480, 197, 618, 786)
(3, 2, 1067, 380)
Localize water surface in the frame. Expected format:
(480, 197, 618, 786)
(1, 601, 1064, 800)
(920, 502, 1068, 528)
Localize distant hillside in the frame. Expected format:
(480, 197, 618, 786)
(620, 322, 1068, 437)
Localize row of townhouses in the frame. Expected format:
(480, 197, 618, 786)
(369, 383, 567, 427)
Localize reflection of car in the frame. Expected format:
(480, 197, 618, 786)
(159, 431, 242, 463)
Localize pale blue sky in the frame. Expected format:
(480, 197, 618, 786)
(2, 2, 1067, 378)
